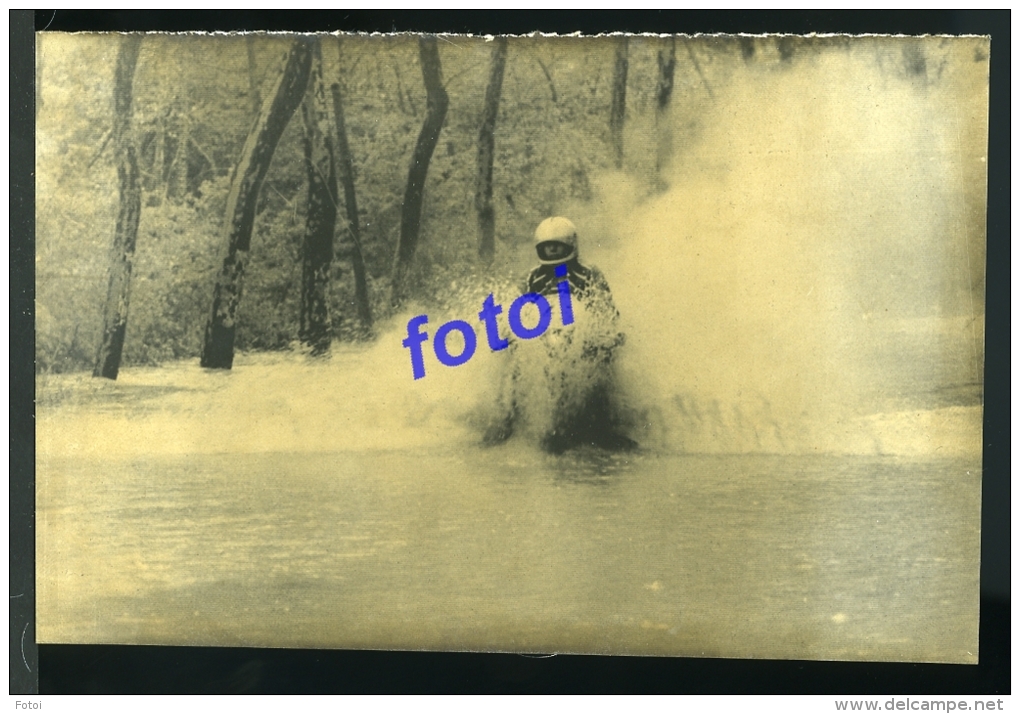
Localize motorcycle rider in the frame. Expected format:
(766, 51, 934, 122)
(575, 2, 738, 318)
(524, 216, 619, 332)
(484, 217, 629, 451)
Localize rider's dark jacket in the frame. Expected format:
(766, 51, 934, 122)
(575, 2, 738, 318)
(522, 258, 619, 321)
(521, 258, 622, 366)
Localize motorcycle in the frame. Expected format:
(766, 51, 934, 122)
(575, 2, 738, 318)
(483, 302, 636, 454)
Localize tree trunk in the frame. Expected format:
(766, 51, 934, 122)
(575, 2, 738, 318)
(330, 76, 373, 331)
(166, 112, 190, 202)
(654, 37, 676, 185)
(146, 113, 166, 198)
(392, 65, 408, 115)
(475, 37, 508, 263)
(298, 39, 336, 355)
(200, 38, 313, 369)
(609, 37, 629, 170)
(246, 35, 261, 116)
(93, 35, 143, 380)
(391, 36, 449, 307)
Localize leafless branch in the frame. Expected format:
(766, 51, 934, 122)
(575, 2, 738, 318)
(87, 128, 113, 169)
(684, 38, 714, 100)
(535, 57, 558, 103)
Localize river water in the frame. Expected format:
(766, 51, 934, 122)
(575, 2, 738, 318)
(36, 353, 981, 663)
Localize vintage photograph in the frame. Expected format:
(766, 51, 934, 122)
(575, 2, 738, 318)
(35, 31, 988, 663)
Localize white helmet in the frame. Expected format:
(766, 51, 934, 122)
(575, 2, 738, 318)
(534, 216, 578, 264)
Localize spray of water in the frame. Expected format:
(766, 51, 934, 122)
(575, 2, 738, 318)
(565, 41, 986, 455)
(37, 40, 985, 461)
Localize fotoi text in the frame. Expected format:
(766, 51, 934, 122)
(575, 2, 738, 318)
(402, 264, 574, 380)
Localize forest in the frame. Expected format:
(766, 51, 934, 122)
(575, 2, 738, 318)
(36, 32, 986, 391)
(37, 32, 697, 375)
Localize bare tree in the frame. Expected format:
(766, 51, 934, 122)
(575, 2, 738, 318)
(165, 110, 191, 202)
(330, 38, 372, 331)
(246, 35, 261, 115)
(654, 37, 677, 184)
(298, 39, 336, 356)
(475, 37, 508, 263)
(93, 35, 143, 380)
(609, 37, 629, 169)
(390, 36, 449, 307)
(200, 38, 313, 369)
(685, 38, 714, 99)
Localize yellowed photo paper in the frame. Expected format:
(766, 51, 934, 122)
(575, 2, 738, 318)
(36, 32, 988, 662)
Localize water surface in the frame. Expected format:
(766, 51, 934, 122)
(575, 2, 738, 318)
(38, 433, 979, 662)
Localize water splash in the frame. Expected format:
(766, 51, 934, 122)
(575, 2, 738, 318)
(566, 41, 986, 455)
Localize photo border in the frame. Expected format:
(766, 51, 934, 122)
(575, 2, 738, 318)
(11, 9, 1009, 694)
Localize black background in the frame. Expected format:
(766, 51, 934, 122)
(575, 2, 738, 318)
(11, 9, 1009, 694)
